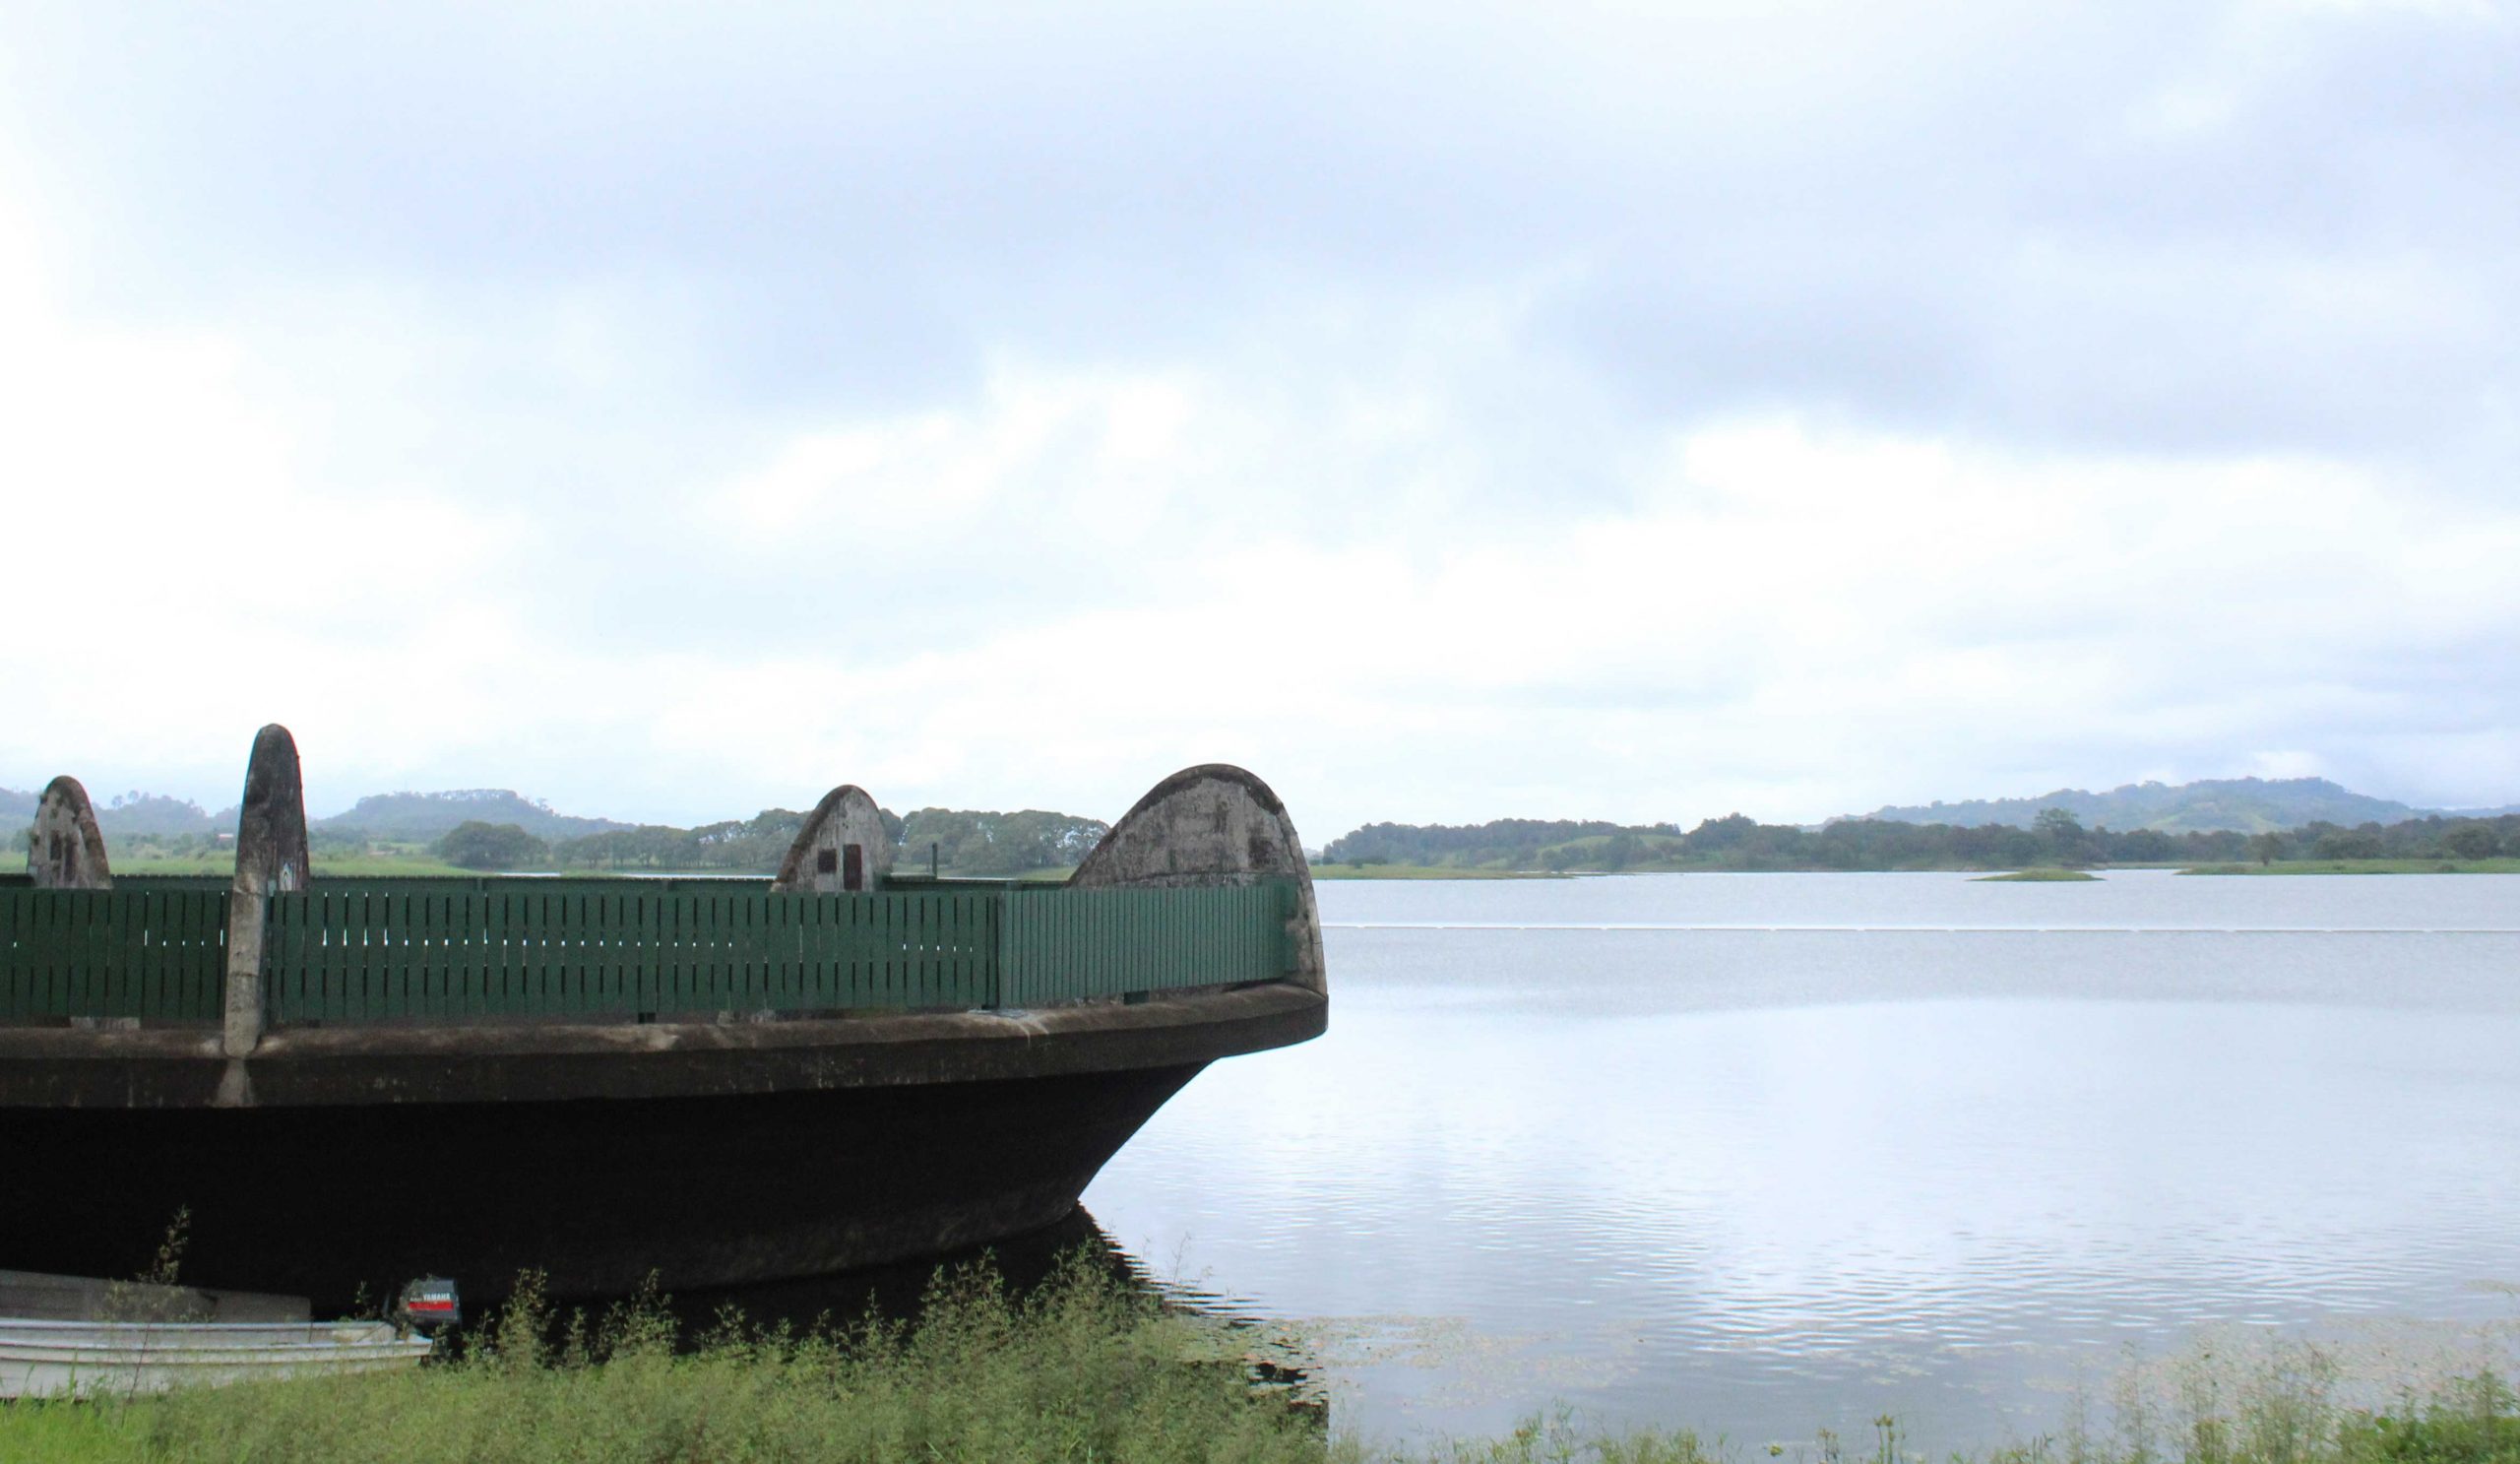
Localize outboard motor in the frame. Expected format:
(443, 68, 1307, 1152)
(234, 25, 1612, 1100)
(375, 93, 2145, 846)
(394, 1276, 461, 1339)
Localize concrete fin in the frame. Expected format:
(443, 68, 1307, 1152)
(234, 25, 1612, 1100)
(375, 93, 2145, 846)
(1068, 765, 1325, 992)
(231, 724, 309, 897)
(27, 776, 112, 890)
(224, 724, 308, 1058)
(770, 785, 894, 893)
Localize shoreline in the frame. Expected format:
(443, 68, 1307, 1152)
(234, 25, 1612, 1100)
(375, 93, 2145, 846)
(1321, 860, 2520, 879)
(4, 1258, 2511, 1463)
(84, 858, 2520, 883)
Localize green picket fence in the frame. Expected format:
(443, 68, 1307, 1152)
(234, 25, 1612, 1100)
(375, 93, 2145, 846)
(1, 878, 1297, 1025)
(1000, 883, 1294, 1007)
(0, 887, 229, 1022)
(263, 885, 1001, 1022)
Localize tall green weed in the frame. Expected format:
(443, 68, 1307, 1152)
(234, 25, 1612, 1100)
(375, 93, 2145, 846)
(2, 1275, 2512, 1464)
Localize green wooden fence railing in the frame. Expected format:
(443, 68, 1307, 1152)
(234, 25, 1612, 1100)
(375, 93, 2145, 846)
(1000, 883, 1293, 1007)
(0, 888, 229, 1023)
(1, 878, 1296, 1026)
(263, 886, 1003, 1023)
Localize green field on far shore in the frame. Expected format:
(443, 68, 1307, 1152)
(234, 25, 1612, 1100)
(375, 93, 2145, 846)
(107, 854, 473, 877)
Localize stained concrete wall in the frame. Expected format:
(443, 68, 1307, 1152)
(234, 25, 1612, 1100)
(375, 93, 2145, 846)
(26, 777, 111, 890)
(224, 725, 309, 1058)
(769, 785, 895, 893)
(1068, 764, 1326, 993)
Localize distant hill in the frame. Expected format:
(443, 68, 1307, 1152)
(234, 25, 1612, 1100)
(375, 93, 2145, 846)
(7, 782, 1113, 877)
(316, 791, 636, 842)
(1, 787, 232, 837)
(94, 794, 228, 837)
(542, 805, 1106, 875)
(1852, 777, 2425, 834)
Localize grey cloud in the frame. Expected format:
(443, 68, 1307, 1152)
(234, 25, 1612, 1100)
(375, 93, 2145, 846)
(11, 0, 2509, 460)
(7, 0, 2518, 830)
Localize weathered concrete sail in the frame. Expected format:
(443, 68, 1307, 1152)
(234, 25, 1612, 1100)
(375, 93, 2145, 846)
(1069, 765, 1325, 993)
(223, 725, 309, 1058)
(25, 777, 111, 890)
(770, 785, 894, 893)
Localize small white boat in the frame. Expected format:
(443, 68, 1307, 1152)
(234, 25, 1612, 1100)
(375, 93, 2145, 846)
(0, 1268, 309, 1324)
(0, 1317, 433, 1399)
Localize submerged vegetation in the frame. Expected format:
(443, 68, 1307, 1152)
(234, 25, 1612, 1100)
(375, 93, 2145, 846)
(2, 1257, 2512, 1464)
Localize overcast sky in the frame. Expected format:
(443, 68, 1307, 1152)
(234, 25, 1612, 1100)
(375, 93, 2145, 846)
(3, 0, 2515, 839)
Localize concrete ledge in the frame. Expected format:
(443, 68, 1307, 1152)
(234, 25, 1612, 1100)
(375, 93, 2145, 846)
(0, 983, 1326, 1109)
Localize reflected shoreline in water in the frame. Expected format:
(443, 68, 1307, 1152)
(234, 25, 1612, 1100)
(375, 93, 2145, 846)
(1082, 873, 2520, 1450)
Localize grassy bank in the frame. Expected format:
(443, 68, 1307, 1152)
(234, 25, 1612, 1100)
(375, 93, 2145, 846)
(1975, 867, 2101, 881)
(2180, 858, 2520, 876)
(0, 1260, 1337, 1464)
(5, 1261, 2514, 1464)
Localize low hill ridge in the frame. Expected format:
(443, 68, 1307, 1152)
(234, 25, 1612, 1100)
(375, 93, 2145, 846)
(1852, 776, 2420, 834)
(315, 790, 637, 842)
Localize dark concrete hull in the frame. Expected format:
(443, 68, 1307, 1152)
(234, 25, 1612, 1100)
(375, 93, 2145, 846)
(0, 1064, 1198, 1309)
(0, 985, 1325, 1309)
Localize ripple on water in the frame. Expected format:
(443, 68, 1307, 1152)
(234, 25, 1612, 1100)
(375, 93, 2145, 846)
(1088, 876, 2520, 1449)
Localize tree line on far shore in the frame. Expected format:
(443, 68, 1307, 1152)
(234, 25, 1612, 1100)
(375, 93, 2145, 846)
(435, 806, 1109, 875)
(26, 787, 2519, 877)
(1320, 808, 2520, 872)
(10, 803, 1113, 876)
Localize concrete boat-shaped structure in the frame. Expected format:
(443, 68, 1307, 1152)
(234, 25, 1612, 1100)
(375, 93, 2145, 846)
(0, 732, 1327, 1309)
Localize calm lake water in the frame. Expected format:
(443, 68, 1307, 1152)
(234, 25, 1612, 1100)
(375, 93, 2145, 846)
(1080, 871, 2520, 1450)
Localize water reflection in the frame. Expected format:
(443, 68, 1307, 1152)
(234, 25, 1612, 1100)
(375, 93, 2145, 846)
(1083, 873, 2520, 1450)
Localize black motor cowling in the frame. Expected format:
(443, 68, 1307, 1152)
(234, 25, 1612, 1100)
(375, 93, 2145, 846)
(394, 1276, 460, 1337)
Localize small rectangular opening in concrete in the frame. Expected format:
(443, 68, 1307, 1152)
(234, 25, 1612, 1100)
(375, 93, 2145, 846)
(816, 848, 838, 875)
(843, 845, 864, 892)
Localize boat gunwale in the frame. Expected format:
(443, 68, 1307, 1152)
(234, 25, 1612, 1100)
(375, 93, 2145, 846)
(0, 981, 1327, 1108)
(0, 1317, 403, 1340)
